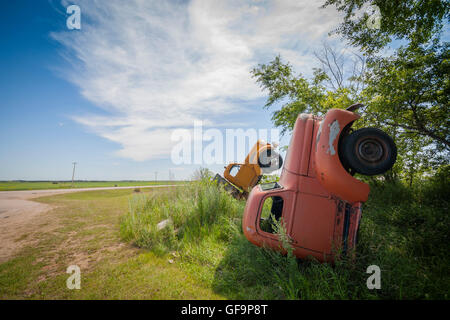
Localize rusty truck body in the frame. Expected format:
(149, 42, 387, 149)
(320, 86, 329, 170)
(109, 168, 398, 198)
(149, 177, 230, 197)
(242, 106, 397, 262)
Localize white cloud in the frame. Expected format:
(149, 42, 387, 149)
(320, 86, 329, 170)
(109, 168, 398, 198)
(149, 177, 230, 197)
(53, 0, 342, 161)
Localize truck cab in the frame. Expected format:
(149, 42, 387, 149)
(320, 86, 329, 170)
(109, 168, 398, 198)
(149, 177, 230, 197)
(242, 107, 396, 262)
(214, 140, 282, 199)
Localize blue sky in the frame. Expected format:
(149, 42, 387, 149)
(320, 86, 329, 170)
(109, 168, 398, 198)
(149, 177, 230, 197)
(1, 1, 131, 180)
(0, 0, 347, 180)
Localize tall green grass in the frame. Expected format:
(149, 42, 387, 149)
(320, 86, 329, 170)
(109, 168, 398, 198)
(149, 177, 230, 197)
(120, 181, 243, 254)
(120, 171, 449, 299)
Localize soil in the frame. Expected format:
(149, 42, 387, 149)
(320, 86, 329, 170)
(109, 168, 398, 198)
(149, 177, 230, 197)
(0, 185, 175, 263)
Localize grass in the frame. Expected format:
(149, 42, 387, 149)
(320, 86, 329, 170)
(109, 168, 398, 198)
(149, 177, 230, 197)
(1, 170, 448, 299)
(120, 173, 450, 299)
(0, 180, 185, 191)
(0, 187, 221, 299)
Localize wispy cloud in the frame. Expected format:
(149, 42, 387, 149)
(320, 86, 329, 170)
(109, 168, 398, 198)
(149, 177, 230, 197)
(53, 0, 342, 161)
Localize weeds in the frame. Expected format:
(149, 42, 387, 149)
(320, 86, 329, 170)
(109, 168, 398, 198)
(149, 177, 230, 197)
(120, 171, 449, 299)
(120, 180, 243, 253)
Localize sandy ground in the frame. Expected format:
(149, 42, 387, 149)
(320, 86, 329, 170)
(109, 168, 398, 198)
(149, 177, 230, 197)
(0, 185, 178, 263)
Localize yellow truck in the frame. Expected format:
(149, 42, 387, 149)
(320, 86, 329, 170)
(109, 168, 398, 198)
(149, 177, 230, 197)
(213, 140, 283, 199)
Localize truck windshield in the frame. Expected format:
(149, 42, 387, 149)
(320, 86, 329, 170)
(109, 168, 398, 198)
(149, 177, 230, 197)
(260, 182, 281, 191)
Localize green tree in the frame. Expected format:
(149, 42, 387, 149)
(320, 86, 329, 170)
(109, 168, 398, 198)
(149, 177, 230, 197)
(323, 0, 449, 53)
(251, 54, 356, 135)
(252, 1, 449, 182)
(323, 0, 450, 172)
(363, 42, 450, 150)
(252, 45, 449, 181)
(191, 167, 214, 181)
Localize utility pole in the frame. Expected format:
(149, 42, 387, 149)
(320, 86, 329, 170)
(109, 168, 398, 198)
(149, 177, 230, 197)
(71, 162, 77, 188)
(155, 171, 158, 182)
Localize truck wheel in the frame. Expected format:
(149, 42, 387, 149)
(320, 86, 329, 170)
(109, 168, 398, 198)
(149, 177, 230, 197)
(258, 151, 283, 170)
(340, 128, 397, 176)
(277, 154, 283, 169)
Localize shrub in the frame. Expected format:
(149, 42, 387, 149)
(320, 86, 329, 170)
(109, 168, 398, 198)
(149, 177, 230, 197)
(120, 171, 449, 299)
(120, 179, 244, 253)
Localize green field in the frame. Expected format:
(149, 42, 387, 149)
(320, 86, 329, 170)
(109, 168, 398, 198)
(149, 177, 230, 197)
(0, 186, 221, 299)
(0, 174, 448, 299)
(0, 180, 185, 191)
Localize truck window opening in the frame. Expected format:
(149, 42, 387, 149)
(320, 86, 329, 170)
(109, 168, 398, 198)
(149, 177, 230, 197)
(259, 196, 284, 234)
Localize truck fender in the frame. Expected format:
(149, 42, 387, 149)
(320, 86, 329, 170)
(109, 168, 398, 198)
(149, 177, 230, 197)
(314, 109, 370, 203)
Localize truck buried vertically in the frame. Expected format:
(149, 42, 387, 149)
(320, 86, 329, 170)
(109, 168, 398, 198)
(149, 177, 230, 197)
(214, 140, 283, 200)
(242, 104, 397, 262)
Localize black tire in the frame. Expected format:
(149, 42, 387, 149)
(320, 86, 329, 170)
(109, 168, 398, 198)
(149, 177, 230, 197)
(258, 150, 283, 170)
(258, 149, 272, 167)
(340, 128, 397, 176)
(277, 154, 283, 169)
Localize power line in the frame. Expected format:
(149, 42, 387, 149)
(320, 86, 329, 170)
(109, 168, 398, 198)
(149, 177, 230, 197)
(71, 162, 77, 188)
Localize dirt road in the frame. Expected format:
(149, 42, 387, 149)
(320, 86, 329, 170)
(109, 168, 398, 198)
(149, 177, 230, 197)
(0, 185, 178, 263)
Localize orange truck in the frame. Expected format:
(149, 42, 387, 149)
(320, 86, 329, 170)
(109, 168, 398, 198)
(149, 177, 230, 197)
(242, 105, 397, 262)
(214, 140, 283, 199)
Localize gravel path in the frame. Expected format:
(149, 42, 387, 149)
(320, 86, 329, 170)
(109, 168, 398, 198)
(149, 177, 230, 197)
(0, 185, 178, 262)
